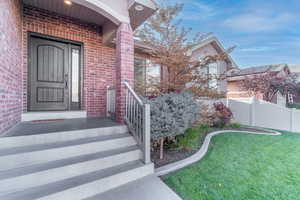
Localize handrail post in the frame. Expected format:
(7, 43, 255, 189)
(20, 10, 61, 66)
(122, 81, 151, 164)
(143, 104, 151, 164)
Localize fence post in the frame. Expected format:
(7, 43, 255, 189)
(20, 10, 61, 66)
(250, 97, 256, 126)
(290, 108, 296, 132)
(143, 104, 151, 164)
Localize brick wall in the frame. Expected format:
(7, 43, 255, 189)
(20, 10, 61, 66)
(0, 0, 23, 134)
(22, 5, 117, 117)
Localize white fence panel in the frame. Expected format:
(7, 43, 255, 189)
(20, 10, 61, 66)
(293, 110, 300, 132)
(227, 98, 300, 133)
(197, 98, 226, 108)
(229, 98, 253, 104)
(228, 99, 251, 125)
(254, 100, 291, 131)
(198, 97, 300, 133)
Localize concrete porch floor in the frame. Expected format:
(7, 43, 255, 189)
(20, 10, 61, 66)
(2, 118, 120, 137)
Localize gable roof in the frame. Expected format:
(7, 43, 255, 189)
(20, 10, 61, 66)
(134, 36, 238, 69)
(190, 36, 238, 69)
(228, 64, 289, 77)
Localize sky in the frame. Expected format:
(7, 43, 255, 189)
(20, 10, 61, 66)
(160, 0, 300, 68)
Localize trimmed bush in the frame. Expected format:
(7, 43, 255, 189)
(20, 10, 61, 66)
(213, 102, 233, 127)
(226, 122, 242, 129)
(173, 124, 211, 150)
(144, 91, 199, 141)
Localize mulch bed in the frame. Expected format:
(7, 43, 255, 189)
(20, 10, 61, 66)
(151, 127, 274, 168)
(152, 147, 199, 169)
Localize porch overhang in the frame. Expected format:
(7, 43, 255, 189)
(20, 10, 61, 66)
(128, 0, 158, 30)
(22, 0, 158, 45)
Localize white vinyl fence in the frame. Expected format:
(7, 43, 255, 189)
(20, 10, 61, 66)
(293, 110, 300, 132)
(227, 99, 251, 125)
(228, 98, 300, 133)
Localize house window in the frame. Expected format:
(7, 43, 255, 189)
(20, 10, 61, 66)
(71, 49, 80, 103)
(134, 57, 161, 92)
(134, 57, 147, 89)
(208, 63, 218, 89)
(194, 61, 218, 89)
(145, 59, 161, 84)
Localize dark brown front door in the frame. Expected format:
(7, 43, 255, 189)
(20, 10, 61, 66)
(29, 37, 70, 111)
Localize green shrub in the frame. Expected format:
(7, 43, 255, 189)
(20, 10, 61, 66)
(215, 121, 226, 128)
(170, 124, 212, 150)
(226, 123, 242, 129)
(174, 128, 199, 150)
(198, 123, 211, 133)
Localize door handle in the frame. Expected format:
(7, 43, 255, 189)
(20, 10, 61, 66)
(65, 74, 68, 89)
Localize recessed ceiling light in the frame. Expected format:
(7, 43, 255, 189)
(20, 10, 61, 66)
(64, 0, 72, 5)
(135, 4, 144, 11)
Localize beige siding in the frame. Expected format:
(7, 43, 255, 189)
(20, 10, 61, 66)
(191, 44, 229, 92)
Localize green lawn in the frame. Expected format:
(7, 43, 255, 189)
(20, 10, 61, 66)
(163, 132, 300, 200)
(288, 104, 300, 110)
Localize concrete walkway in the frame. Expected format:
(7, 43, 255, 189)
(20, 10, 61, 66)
(85, 175, 182, 200)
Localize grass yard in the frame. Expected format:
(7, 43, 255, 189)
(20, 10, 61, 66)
(288, 104, 300, 110)
(163, 131, 300, 200)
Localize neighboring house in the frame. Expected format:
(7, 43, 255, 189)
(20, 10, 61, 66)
(189, 37, 237, 93)
(289, 65, 300, 74)
(227, 64, 291, 106)
(289, 65, 300, 104)
(133, 36, 237, 93)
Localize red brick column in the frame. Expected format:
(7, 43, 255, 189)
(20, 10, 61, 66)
(0, 0, 22, 134)
(115, 23, 134, 122)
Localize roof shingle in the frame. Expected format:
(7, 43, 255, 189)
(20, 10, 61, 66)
(229, 64, 288, 77)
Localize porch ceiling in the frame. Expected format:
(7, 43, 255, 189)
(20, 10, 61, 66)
(22, 0, 112, 27)
(22, 0, 158, 45)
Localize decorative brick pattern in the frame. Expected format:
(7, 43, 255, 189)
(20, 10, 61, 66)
(0, 0, 23, 134)
(22, 5, 117, 117)
(115, 23, 134, 122)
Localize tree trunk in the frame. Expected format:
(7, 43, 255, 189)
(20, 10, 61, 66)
(159, 138, 164, 160)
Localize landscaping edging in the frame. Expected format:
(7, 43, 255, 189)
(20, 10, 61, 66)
(155, 128, 281, 176)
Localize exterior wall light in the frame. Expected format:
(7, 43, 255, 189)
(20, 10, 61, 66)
(135, 4, 144, 11)
(64, 0, 72, 5)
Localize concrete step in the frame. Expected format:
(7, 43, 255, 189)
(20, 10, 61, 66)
(0, 133, 130, 156)
(0, 125, 128, 149)
(0, 161, 154, 200)
(0, 146, 139, 180)
(0, 134, 137, 171)
(0, 146, 142, 195)
(0, 123, 154, 200)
